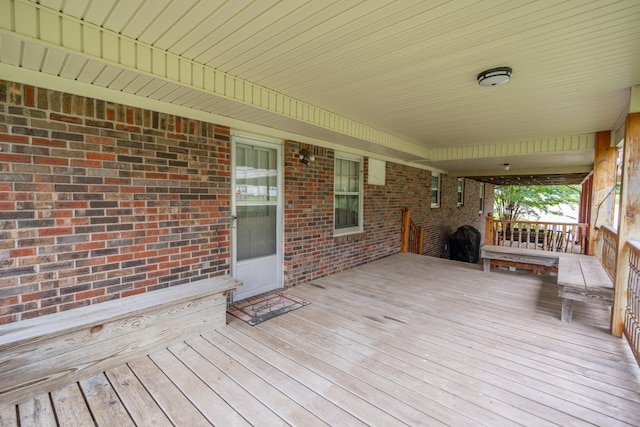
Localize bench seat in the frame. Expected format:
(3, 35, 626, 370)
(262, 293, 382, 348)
(0, 275, 241, 407)
(557, 255, 614, 322)
(480, 245, 559, 273)
(480, 245, 614, 323)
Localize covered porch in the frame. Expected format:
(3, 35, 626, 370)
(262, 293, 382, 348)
(4, 253, 638, 426)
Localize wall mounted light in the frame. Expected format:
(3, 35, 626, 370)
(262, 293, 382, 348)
(503, 163, 511, 171)
(299, 147, 315, 165)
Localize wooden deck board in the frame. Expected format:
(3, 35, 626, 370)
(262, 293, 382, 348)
(217, 325, 404, 426)
(17, 394, 57, 427)
(126, 356, 212, 426)
(160, 342, 278, 426)
(185, 335, 328, 427)
(288, 275, 638, 425)
(4, 253, 639, 426)
(0, 406, 17, 427)
(105, 364, 173, 427)
(50, 384, 94, 427)
(199, 332, 364, 426)
(78, 374, 135, 427)
(243, 320, 445, 426)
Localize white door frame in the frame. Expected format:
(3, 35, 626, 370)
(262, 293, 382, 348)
(230, 135, 284, 301)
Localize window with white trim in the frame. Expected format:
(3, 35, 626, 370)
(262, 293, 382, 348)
(479, 182, 485, 214)
(431, 173, 441, 208)
(457, 178, 465, 206)
(334, 154, 363, 235)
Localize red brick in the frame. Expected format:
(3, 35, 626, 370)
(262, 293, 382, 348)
(116, 124, 141, 133)
(122, 288, 146, 297)
(0, 133, 28, 143)
(0, 296, 19, 306)
(0, 153, 31, 163)
(50, 113, 82, 124)
(54, 201, 87, 209)
(76, 242, 105, 251)
(87, 152, 116, 161)
(0, 314, 18, 325)
(86, 136, 115, 145)
(107, 254, 133, 263)
(32, 137, 66, 147)
(38, 227, 73, 237)
(34, 156, 68, 166)
(11, 247, 36, 257)
(71, 159, 101, 168)
(24, 85, 36, 107)
(119, 186, 146, 193)
(75, 289, 105, 300)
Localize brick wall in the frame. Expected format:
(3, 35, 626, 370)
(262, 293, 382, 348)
(0, 81, 493, 324)
(282, 141, 494, 285)
(0, 81, 232, 324)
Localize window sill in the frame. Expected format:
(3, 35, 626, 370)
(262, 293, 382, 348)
(333, 228, 364, 238)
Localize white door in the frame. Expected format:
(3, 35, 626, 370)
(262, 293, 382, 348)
(231, 137, 283, 301)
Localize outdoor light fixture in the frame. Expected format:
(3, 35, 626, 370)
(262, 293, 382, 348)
(477, 67, 512, 87)
(299, 148, 315, 165)
(503, 163, 511, 171)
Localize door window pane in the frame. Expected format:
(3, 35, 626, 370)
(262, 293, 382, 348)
(235, 144, 278, 202)
(237, 205, 276, 261)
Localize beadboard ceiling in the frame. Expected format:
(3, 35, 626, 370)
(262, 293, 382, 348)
(1, 0, 639, 184)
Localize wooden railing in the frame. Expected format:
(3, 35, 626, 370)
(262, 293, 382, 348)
(401, 207, 423, 255)
(625, 240, 640, 366)
(485, 218, 588, 254)
(600, 225, 618, 282)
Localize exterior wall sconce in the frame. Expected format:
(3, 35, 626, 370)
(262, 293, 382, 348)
(299, 148, 315, 165)
(503, 163, 511, 171)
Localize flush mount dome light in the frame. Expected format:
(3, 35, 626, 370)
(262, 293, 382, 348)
(477, 67, 512, 87)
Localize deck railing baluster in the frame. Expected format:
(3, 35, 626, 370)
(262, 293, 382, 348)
(624, 241, 640, 366)
(486, 218, 588, 254)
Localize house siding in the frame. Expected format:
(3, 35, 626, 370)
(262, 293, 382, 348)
(0, 81, 492, 324)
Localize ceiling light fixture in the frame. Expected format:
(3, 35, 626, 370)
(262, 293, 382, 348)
(477, 67, 512, 87)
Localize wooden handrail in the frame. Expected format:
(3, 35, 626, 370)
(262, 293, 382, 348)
(401, 208, 423, 255)
(485, 218, 589, 254)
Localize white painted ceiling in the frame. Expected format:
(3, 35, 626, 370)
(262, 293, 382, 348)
(1, 0, 639, 183)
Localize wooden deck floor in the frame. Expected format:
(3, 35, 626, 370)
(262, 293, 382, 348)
(2, 253, 639, 426)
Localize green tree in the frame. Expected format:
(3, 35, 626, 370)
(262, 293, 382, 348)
(494, 185, 581, 221)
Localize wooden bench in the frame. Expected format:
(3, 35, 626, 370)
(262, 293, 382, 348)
(480, 245, 559, 274)
(480, 245, 614, 322)
(0, 275, 241, 407)
(557, 256, 614, 322)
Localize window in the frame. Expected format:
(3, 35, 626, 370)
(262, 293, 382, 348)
(334, 154, 363, 235)
(431, 174, 441, 208)
(479, 182, 485, 214)
(457, 178, 465, 206)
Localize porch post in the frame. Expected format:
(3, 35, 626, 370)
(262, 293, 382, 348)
(401, 208, 410, 253)
(485, 215, 494, 246)
(589, 131, 616, 256)
(611, 108, 640, 336)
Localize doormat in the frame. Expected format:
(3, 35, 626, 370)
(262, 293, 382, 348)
(227, 292, 310, 326)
